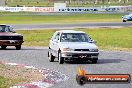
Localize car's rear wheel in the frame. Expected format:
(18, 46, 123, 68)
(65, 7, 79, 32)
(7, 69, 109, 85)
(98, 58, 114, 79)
(15, 45, 21, 50)
(48, 51, 55, 62)
(91, 59, 98, 64)
(58, 51, 64, 64)
(1, 45, 7, 49)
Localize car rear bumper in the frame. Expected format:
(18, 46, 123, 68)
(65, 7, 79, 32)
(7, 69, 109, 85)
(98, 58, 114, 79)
(0, 40, 24, 46)
(61, 51, 99, 60)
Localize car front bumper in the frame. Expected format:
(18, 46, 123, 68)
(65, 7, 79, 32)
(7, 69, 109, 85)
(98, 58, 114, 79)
(123, 18, 132, 21)
(123, 18, 127, 20)
(0, 40, 24, 46)
(61, 51, 99, 60)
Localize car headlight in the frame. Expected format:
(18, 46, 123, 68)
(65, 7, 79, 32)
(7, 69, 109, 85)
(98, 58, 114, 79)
(62, 48, 74, 51)
(89, 49, 98, 52)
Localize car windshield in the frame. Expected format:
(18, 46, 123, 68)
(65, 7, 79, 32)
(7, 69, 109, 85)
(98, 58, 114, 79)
(0, 25, 13, 32)
(60, 33, 91, 42)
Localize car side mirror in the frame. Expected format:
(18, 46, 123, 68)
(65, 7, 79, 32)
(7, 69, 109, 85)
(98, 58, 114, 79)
(89, 40, 97, 43)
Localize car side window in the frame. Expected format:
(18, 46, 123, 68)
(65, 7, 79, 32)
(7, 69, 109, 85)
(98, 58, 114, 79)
(51, 32, 57, 40)
(54, 32, 60, 42)
(9, 26, 14, 32)
(0, 26, 3, 32)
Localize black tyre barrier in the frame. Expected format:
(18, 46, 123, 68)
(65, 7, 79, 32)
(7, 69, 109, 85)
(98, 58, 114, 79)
(76, 75, 86, 85)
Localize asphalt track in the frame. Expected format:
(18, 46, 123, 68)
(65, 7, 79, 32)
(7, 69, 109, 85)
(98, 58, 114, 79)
(0, 46, 132, 88)
(10, 22, 132, 30)
(1, 22, 132, 88)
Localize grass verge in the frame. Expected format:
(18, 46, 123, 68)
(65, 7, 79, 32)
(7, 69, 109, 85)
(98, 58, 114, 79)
(0, 76, 25, 88)
(16, 27, 132, 51)
(0, 13, 124, 24)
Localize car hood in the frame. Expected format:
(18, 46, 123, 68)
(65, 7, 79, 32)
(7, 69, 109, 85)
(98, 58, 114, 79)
(122, 15, 132, 19)
(59, 42, 98, 49)
(0, 32, 22, 36)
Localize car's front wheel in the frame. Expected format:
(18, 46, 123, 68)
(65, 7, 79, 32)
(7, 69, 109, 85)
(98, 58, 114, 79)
(58, 51, 64, 64)
(15, 45, 21, 50)
(48, 51, 55, 62)
(123, 20, 126, 22)
(1, 45, 7, 49)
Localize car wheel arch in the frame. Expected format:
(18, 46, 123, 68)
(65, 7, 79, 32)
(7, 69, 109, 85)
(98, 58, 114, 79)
(58, 49, 64, 64)
(58, 48, 61, 52)
(58, 49, 61, 58)
(48, 47, 51, 57)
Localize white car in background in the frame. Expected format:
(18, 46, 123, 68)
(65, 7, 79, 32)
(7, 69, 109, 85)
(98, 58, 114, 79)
(48, 30, 99, 64)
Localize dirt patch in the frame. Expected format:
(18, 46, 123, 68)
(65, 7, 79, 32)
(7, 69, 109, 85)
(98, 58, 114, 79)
(0, 63, 44, 85)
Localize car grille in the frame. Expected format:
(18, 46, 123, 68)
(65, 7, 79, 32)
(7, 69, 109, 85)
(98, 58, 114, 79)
(0, 36, 23, 40)
(72, 54, 91, 57)
(74, 49, 89, 51)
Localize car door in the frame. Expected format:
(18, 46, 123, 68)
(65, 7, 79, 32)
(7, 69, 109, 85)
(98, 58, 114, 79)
(50, 32, 60, 57)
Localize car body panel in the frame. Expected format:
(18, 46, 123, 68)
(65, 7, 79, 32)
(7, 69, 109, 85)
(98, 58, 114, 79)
(0, 40, 23, 46)
(49, 40, 60, 57)
(59, 42, 98, 50)
(0, 32, 22, 36)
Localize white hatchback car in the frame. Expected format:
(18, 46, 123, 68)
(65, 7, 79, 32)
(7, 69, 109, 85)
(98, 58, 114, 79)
(48, 30, 99, 64)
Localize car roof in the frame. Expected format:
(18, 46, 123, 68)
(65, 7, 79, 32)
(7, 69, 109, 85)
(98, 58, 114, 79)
(0, 24, 9, 26)
(56, 30, 85, 33)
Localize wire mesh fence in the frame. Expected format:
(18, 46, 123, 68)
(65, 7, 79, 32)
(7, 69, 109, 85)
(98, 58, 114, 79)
(0, 0, 131, 15)
(5, 0, 132, 7)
